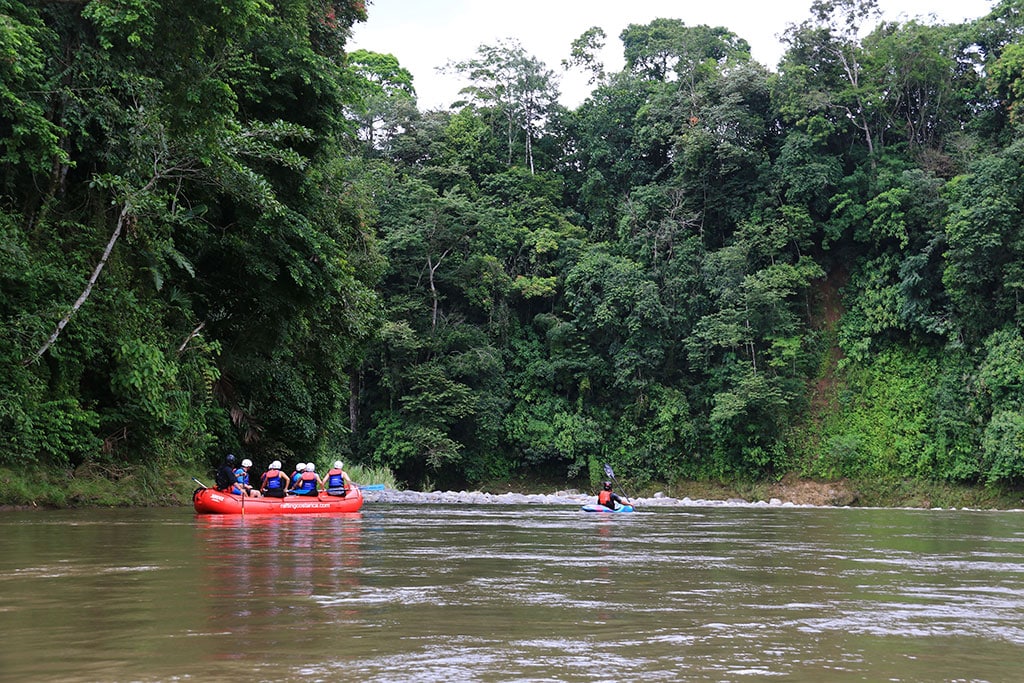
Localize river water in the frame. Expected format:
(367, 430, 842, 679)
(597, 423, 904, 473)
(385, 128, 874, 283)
(1, 503, 1023, 682)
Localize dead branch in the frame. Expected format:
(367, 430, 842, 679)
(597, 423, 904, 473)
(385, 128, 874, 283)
(24, 203, 131, 365)
(177, 321, 206, 353)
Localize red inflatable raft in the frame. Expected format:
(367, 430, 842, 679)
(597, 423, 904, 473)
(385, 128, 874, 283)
(193, 486, 364, 515)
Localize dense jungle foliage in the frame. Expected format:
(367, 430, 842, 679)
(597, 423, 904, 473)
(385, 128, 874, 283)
(3, 0, 1024, 495)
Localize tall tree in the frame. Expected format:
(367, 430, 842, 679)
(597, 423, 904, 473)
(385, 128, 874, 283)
(347, 49, 417, 153)
(447, 39, 560, 173)
(563, 26, 607, 86)
(779, 0, 883, 163)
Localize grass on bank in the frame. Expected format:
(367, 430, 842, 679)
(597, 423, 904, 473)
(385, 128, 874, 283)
(0, 461, 176, 508)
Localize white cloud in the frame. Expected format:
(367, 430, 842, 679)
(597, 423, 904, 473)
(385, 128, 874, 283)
(350, 0, 995, 110)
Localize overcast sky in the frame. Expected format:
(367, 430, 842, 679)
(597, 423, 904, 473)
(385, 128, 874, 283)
(349, 0, 996, 110)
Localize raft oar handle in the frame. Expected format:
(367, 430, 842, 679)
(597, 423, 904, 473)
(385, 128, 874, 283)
(192, 477, 209, 489)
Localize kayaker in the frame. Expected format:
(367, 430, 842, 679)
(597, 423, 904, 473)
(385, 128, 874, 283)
(260, 460, 288, 498)
(214, 454, 237, 492)
(324, 460, 352, 496)
(290, 462, 322, 496)
(597, 481, 630, 511)
(234, 458, 260, 497)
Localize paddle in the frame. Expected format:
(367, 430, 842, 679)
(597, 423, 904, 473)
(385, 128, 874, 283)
(192, 477, 208, 488)
(603, 463, 635, 507)
(355, 483, 385, 491)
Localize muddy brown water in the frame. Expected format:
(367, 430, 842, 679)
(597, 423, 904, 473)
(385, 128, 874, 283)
(1, 504, 1023, 682)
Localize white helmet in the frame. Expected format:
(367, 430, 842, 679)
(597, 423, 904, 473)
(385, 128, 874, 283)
(295, 463, 305, 471)
(333, 460, 343, 469)
(270, 460, 282, 470)
(241, 458, 252, 467)
(305, 462, 315, 472)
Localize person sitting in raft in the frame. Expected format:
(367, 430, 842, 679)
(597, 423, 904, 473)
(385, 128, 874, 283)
(597, 480, 630, 511)
(234, 458, 260, 497)
(214, 454, 238, 493)
(324, 460, 352, 496)
(290, 462, 322, 496)
(260, 460, 288, 498)
(289, 463, 305, 489)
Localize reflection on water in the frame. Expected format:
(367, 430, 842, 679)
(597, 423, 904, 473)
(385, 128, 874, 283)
(196, 514, 364, 628)
(0, 505, 1022, 682)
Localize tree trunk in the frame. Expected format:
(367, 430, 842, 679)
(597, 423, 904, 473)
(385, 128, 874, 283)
(25, 203, 131, 364)
(349, 368, 360, 437)
(426, 248, 450, 332)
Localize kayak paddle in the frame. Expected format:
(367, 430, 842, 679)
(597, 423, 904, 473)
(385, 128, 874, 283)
(603, 463, 634, 505)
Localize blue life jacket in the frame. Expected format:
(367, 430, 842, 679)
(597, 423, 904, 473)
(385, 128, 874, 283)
(295, 472, 318, 495)
(326, 468, 346, 489)
(263, 469, 284, 491)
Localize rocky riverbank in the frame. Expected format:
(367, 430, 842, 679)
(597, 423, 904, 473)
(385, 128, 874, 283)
(358, 476, 867, 508)
(359, 475, 1023, 509)
(361, 487, 815, 508)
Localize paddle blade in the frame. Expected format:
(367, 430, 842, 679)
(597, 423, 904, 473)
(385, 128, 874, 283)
(603, 463, 615, 479)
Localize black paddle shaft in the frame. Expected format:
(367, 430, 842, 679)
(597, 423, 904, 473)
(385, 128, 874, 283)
(602, 463, 632, 502)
